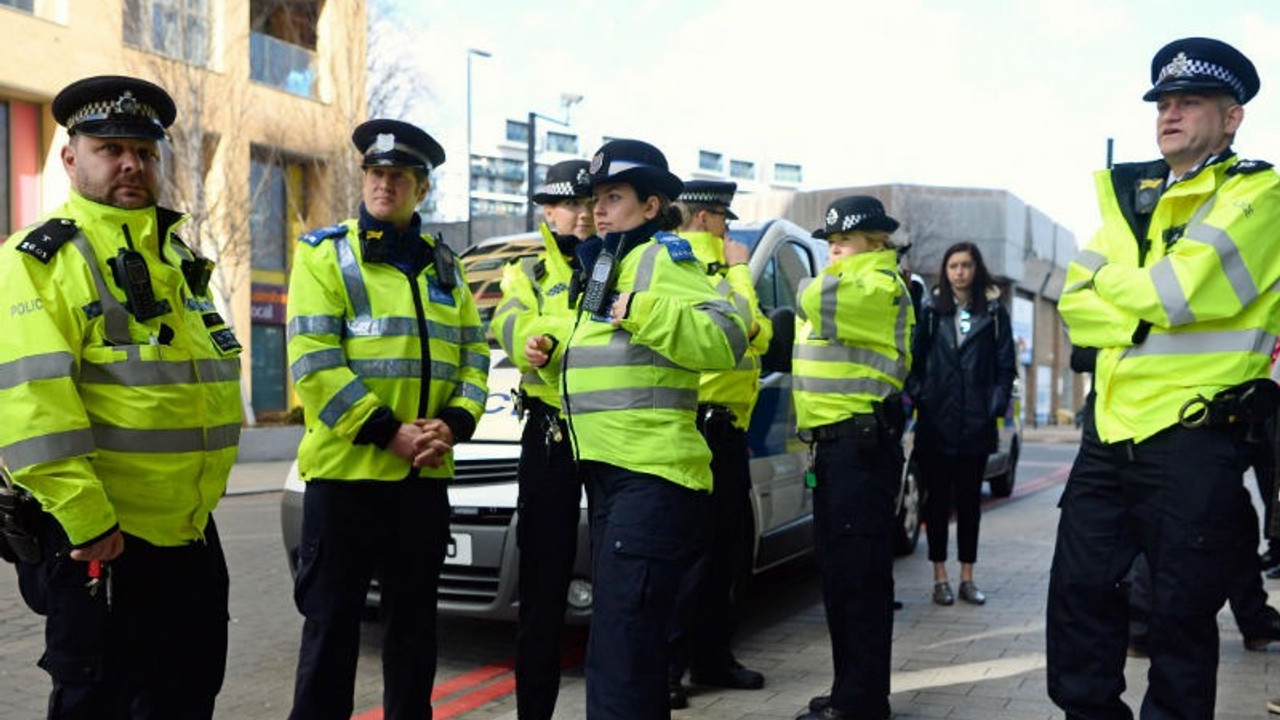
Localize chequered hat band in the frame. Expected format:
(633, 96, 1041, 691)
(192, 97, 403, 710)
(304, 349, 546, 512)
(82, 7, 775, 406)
(535, 180, 582, 197)
(1156, 54, 1246, 101)
(67, 98, 161, 128)
(679, 191, 733, 205)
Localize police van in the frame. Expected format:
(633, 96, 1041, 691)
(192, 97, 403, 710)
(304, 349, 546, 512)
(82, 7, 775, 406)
(280, 219, 924, 622)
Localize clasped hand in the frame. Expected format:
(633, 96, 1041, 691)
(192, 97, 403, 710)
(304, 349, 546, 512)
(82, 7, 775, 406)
(387, 419, 454, 468)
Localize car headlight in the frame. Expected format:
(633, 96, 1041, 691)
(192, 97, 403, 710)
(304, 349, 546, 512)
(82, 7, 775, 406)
(566, 578, 593, 610)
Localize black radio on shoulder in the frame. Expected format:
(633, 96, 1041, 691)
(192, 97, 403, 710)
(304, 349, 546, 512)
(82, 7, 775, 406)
(580, 249, 618, 317)
(433, 233, 456, 291)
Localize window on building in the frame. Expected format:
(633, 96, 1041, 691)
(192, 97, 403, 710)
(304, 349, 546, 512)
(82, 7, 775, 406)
(248, 0, 319, 98)
(249, 149, 307, 414)
(506, 120, 529, 144)
(123, 0, 210, 66)
(699, 150, 723, 173)
(774, 162, 803, 184)
(0, 0, 35, 12)
(730, 160, 755, 180)
(0, 99, 40, 240)
(545, 131, 578, 154)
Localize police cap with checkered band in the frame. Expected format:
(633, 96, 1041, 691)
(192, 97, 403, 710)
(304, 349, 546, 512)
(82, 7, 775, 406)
(352, 119, 446, 171)
(532, 159, 592, 204)
(587, 139, 683, 201)
(1143, 37, 1259, 104)
(52, 75, 176, 140)
(678, 180, 739, 220)
(813, 195, 899, 239)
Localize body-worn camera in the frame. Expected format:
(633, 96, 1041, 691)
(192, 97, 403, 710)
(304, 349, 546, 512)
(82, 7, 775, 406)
(0, 465, 42, 565)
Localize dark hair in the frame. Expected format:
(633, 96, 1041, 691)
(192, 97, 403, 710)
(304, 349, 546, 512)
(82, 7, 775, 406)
(934, 242, 993, 315)
(657, 201, 683, 231)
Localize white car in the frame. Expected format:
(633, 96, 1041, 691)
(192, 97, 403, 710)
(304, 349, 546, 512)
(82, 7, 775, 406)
(280, 220, 924, 622)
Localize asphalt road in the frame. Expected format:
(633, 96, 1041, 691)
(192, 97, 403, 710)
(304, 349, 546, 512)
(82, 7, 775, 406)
(0, 442, 1144, 720)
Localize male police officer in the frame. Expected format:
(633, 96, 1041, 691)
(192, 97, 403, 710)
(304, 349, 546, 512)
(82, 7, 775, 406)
(491, 159, 594, 720)
(666, 180, 771, 708)
(0, 75, 243, 719)
(792, 196, 913, 720)
(1051, 38, 1280, 720)
(286, 119, 488, 720)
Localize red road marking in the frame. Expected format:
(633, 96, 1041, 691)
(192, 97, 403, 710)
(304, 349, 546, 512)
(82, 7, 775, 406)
(352, 631, 586, 720)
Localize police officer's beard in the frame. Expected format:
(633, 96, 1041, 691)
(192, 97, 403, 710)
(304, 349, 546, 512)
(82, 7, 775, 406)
(77, 170, 157, 210)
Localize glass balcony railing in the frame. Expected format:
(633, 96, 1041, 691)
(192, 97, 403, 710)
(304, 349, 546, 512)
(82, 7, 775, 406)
(250, 31, 317, 99)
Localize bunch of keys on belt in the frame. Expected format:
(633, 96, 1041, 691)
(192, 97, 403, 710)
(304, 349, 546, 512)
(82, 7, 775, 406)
(86, 559, 114, 609)
(544, 416, 564, 447)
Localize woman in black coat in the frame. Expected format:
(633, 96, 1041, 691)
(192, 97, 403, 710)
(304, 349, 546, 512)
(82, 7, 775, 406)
(909, 242, 1015, 606)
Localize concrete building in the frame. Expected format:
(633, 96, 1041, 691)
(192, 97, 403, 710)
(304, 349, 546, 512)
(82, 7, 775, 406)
(0, 0, 367, 421)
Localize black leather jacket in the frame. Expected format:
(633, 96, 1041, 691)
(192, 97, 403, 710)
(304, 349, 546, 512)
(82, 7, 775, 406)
(908, 292, 1016, 458)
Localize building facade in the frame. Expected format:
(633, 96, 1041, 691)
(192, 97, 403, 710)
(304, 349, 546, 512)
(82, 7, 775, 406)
(0, 0, 367, 422)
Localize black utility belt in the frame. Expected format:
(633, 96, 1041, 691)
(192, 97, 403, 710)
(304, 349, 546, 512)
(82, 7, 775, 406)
(697, 403, 737, 427)
(811, 414, 880, 446)
(524, 396, 562, 418)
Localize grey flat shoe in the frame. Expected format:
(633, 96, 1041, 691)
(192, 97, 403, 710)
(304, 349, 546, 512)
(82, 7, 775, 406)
(932, 580, 954, 606)
(959, 580, 986, 605)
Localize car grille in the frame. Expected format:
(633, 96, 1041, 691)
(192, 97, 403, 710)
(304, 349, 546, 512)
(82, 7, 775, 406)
(452, 456, 519, 486)
(439, 565, 502, 604)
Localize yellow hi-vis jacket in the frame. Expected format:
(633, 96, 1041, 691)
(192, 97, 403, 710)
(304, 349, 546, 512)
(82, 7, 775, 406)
(492, 224, 579, 409)
(680, 231, 773, 430)
(287, 219, 489, 481)
(793, 249, 914, 430)
(1059, 155, 1280, 443)
(547, 232, 748, 491)
(0, 192, 243, 547)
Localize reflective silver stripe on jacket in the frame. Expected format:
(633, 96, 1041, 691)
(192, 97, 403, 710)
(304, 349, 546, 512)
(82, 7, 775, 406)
(1126, 328, 1277, 359)
(522, 370, 547, 387)
(817, 275, 840, 339)
(289, 315, 344, 339)
(1150, 261, 1195, 326)
(92, 422, 240, 453)
(566, 330, 681, 369)
(1063, 250, 1109, 294)
(568, 386, 700, 415)
(456, 382, 488, 404)
(318, 377, 369, 428)
(81, 357, 240, 386)
(334, 235, 372, 320)
(495, 297, 528, 319)
(346, 317, 419, 338)
(794, 344, 907, 380)
(795, 277, 815, 321)
(0, 352, 75, 390)
(697, 299, 748, 361)
(461, 350, 490, 373)
(501, 313, 519, 363)
(520, 256, 546, 311)
(793, 375, 900, 397)
(290, 348, 346, 383)
(1, 428, 96, 470)
(633, 243, 664, 292)
(1184, 220, 1257, 309)
(70, 234, 132, 346)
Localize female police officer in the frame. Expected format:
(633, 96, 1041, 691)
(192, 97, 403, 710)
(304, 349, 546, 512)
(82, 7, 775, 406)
(491, 159, 594, 720)
(793, 196, 914, 720)
(524, 139, 747, 720)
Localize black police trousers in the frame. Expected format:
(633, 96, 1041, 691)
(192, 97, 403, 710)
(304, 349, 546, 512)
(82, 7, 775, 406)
(515, 402, 587, 720)
(812, 429, 899, 719)
(1047, 422, 1249, 720)
(668, 415, 753, 680)
(289, 478, 450, 720)
(16, 514, 228, 720)
(582, 461, 706, 720)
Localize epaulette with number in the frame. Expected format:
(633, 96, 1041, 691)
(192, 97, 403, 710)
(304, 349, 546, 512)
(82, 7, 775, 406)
(654, 232, 697, 263)
(1228, 159, 1274, 176)
(14, 218, 78, 264)
(299, 224, 349, 246)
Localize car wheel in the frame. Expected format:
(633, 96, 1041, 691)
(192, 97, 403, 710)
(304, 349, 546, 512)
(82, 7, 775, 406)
(988, 440, 1019, 498)
(895, 454, 922, 557)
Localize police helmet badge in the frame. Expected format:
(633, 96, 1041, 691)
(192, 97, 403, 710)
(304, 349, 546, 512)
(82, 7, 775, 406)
(590, 152, 605, 175)
(826, 208, 839, 225)
(114, 91, 139, 116)
(1165, 52, 1192, 79)
(576, 168, 590, 187)
(375, 133, 396, 153)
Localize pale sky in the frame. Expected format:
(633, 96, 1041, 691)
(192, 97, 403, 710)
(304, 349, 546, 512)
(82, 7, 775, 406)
(376, 0, 1280, 242)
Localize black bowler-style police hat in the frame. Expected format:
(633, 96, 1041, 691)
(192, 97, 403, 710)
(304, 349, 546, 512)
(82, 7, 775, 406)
(1143, 37, 1259, 104)
(588, 139, 684, 201)
(52, 75, 176, 140)
(352, 119, 446, 171)
(678, 180, 739, 220)
(532, 159, 592, 204)
(813, 195, 899, 239)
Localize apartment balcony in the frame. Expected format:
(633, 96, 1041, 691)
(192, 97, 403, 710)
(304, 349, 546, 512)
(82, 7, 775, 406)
(250, 31, 316, 99)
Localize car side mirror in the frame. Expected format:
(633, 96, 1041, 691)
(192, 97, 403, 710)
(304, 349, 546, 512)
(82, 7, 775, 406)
(760, 306, 795, 374)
